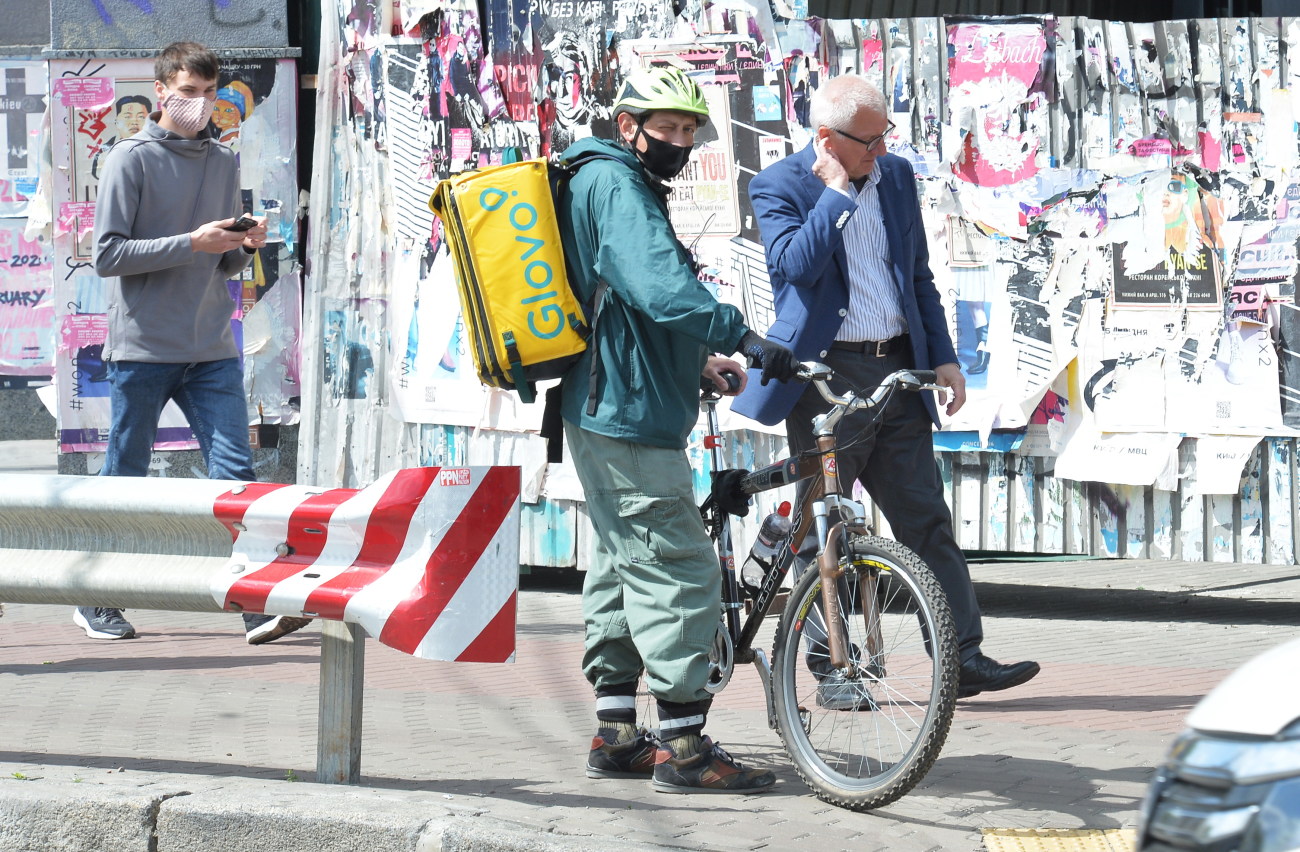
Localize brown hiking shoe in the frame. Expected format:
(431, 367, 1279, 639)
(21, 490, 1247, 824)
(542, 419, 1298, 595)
(652, 734, 776, 794)
(586, 723, 657, 778)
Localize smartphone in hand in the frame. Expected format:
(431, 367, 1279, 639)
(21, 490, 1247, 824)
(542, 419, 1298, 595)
(225, 215, 258, 232)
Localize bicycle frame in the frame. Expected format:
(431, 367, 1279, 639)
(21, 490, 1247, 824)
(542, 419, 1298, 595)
(699, 365, 943, 723)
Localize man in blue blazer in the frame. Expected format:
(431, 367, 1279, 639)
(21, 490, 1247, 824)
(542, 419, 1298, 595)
(733, 75, 1038, 701)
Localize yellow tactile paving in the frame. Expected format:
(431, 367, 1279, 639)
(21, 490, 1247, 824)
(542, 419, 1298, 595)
(982, 828, 1137, 852)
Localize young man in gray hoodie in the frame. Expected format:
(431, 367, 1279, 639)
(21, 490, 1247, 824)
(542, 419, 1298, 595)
(83, 41, 311, 646)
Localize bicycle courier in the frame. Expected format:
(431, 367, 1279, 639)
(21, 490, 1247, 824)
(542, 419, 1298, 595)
(428, 154, 614, 403)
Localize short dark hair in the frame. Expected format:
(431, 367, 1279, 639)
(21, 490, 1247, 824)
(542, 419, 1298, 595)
(115, 94, 152, 113)
(155, 42, 220, 85)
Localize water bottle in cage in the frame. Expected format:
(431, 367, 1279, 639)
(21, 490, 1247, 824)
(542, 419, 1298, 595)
(738, 501, 792, 599)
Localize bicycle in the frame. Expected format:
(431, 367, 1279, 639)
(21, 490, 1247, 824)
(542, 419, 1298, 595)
(696, 362, 959, 810)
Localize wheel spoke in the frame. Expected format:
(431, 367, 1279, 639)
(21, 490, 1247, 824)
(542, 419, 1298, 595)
(770, 536, 958, 810)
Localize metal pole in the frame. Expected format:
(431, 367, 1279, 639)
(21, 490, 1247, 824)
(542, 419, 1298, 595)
(317, 620, 365, 784)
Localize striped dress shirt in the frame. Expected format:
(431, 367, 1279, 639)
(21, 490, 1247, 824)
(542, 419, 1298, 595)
(835, 162, 908, 343)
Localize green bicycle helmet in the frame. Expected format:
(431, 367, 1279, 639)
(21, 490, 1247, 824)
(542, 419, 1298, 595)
(613, 66, 709, 126)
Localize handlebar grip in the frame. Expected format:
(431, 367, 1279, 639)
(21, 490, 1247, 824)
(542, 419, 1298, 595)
(700, 370, 742, 396)
(906, 370, 938, 385)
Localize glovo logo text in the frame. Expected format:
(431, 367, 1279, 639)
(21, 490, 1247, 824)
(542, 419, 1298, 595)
(479, 186, 564, 340)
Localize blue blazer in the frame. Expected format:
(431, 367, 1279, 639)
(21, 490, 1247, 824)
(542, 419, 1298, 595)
(733, 146, 958, 427)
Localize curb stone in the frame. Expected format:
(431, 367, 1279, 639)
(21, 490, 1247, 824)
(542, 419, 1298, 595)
(0, 772, 694, 852)
(0, 777, 177, 852)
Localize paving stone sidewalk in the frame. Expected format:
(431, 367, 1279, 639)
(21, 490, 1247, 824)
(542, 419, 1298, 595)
(3, 557, 1298, 851)
(2, 441, 1298, 850)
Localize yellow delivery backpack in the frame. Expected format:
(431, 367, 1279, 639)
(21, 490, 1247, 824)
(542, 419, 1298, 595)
(429, 155, 614, 403)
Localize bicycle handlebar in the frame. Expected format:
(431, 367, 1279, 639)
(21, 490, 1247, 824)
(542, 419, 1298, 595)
(698, 363, 946, 411)
(795, 362, 947, 413)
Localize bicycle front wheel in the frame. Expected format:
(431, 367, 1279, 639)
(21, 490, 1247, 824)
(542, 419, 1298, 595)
(771, 535, 958, 810)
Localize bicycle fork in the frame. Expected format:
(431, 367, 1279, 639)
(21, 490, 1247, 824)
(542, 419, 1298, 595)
(816, 520, 884, 674)
(811, 436, 882, 677)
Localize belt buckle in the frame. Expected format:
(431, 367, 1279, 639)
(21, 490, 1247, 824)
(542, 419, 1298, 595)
(874, 339, 888, 357)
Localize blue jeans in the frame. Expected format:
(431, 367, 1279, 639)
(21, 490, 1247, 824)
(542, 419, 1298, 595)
(101, 358, 255, 481)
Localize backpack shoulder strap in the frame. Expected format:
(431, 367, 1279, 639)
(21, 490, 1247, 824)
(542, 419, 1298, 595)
(539, 152, 627, 460)
(550, 150, 625, 194)
(554, 149, 623, 172)
(550, 153, 625, 417)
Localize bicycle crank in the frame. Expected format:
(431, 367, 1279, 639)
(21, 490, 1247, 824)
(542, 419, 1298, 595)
(704, 621, 735, 694)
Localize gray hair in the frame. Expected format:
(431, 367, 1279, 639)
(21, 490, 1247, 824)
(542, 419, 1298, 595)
(808, 76, 887, 132)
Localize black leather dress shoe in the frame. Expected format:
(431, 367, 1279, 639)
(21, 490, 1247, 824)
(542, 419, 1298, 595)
(957, 654, 1040, 698)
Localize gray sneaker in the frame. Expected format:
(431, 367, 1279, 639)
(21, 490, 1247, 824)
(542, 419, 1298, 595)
(73, 606, 136, 640)
(816, 674, 874, 711)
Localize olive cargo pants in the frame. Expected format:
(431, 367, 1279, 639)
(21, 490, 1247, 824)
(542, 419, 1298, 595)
(566, 427, 721, 704)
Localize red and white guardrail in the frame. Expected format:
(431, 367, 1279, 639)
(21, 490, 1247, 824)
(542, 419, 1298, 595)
(0, 466, 521, 662)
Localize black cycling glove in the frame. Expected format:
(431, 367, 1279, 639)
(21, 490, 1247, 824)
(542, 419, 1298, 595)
(710, 468, 752, 517)
(739, 331, 798, 386)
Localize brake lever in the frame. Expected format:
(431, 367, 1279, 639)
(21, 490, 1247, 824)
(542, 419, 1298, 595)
(795, 361, 833, 383)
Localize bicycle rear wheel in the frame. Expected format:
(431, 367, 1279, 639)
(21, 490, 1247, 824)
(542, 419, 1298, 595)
(771, 535, 958, 810)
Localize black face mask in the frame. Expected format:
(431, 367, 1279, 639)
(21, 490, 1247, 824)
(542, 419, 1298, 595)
(634, 126, 693, 180)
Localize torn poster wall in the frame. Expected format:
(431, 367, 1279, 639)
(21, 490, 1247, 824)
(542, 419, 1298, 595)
(0, 61, 45, 221)
(946, 16, 1051, 188)
(301, 8, 1300, 565)
(0, 219, 54, 376)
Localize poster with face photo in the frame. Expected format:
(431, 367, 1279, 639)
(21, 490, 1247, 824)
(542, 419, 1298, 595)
(50, 61, 157, 263)
(217, 59, 299, 254)
(421, 8, 511, 170)
(536, 17, 617, 156)
(486, 0, 548, 160)
(48, 59, 152, 450)
(1111, 173, 1226, 309)
(213, 60, 273, 153)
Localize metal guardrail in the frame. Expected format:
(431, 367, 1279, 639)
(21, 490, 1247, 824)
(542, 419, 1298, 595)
(0, 468, 521, 783)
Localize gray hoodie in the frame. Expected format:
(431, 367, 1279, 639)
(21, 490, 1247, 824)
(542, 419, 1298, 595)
(93, 115, 252, 363)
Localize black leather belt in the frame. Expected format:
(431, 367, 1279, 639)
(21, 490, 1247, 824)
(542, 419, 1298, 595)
(830, 334, 909, 357)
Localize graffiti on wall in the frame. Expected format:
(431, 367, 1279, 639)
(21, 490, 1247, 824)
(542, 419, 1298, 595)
(0, 220, 54, 376)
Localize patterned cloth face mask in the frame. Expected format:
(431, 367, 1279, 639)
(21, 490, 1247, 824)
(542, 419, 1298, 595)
(161, 92, 214, 135)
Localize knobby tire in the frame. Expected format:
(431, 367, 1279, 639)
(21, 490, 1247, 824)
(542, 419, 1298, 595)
(770, 535, 958, 810)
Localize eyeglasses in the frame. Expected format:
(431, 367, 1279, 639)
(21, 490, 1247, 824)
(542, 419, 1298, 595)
(832, 122, 894, 151)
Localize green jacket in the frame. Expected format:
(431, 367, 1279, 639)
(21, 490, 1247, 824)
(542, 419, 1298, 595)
(556, 138, 749, 450)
